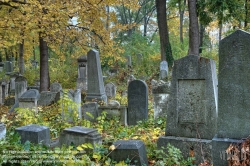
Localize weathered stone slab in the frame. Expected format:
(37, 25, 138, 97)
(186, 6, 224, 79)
(37, 91, 60, 106)
(50, 82, 62, 93)
(15, 124, 50, 146)
(85, 49, 107, 103)
(105, 82, 116, 98)
(128, 80, 148, 125)
(59, 126, 101, 147)
(160, 60, 168, 79)
(98, 106, 128, 125)
(19, 89, 40, 112)
(82, 102, 98, 122)
(15, 76, 27, 103)
(111, 140, 148, 166)
(217, 30, 250, 139)
(166, 55, 218, 139)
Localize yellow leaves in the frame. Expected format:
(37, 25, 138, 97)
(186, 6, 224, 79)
(109, 145, 116, 151)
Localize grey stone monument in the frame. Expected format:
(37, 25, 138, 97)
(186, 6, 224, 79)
(67, 89, 81, 120)
(0, 62, 4, 72)
(76, 55, 87, 91)
(50, 82, 62, 93)
(212, 30, 250, 165)
(105, 82, 116, 98)
(59, 126, 102, 148)
(15, 76, 27, 103)
(157, 55, 218, 164)
(128, 80, 148, 125)
(125, 55, 132, 67)
(110, 140, 148, 166)
(160, 60, 168, 79)
(82, 102, 99, 122)
(152, 80, 170, 119)
(0, 123, 6, 140)
(85, 49, 107, 104)
(37, 91, 60, 106)
(5, 61, 13, 73)
(9, 73, 20, 95)
(19, 89, 40, 113)
(15, 124, 50, 146)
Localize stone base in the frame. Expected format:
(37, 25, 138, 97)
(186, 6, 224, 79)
(212, 136, 242, 166)
(157, 136, 212, 164)
(85, 93, 107, 104)
(98, 106, 128, 125)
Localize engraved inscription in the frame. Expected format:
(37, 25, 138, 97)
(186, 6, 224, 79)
(177, 79, 206, 125)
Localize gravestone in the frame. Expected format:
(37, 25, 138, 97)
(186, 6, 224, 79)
(160, 61, 168, 79)
(157, 55, 218, 164)
(66, 89, 81, 121)
(0, 81, 6, 105)
(50, 82, 62, 93)
(125, 55, 132, 67)
(9, 73, 20, 95)
(82, 102, 98, 122)
(98, 106, 128, 125)
(0, 62, 4, 72)
(19, 89, 40, 113)
(0, 123, 6, 140)
(37, 91, 60, 106)
(105, 82, 116, 98)
(110, 140, 148, 166)
(127, 80, 148, 125)
(15, 76, 27, 103)
(59, 126, 102, 148)
(76, 55, 88, 91)
(5, 61, 13, 73)
(85, 49, 107, 104)
(15, 124, 50, 146)
(152, 80, 170, 119)
(212, 30, 250, 165)
(136, 53, 143, 64)
(31, 60, 38, 69)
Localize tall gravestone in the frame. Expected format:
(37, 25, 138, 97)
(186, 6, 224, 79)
(212, 30, 250, 165)
(157, 55, 218, 164)
(76, 55, 87, 91)
(85, 49, 107, 104)
(15, 76, 27, 103)
(128, 80, 148, 125)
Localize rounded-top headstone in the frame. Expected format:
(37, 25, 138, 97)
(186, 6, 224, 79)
(15, 76, 27, 82)
(50, 82, 62, 92)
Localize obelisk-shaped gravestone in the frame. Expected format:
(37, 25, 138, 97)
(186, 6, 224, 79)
(85, 49, 107, 104)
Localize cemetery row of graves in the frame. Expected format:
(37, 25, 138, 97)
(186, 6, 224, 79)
(1, 30, 250, 165)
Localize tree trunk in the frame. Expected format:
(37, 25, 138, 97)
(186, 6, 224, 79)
(188, 0, 199, 56)
(199, 23, 205, 54)
(244, 0, 248, 28)
(156, 0, 174, 67)
(19, 40, 25, 74)
(39, 36, 50, 92)
(179, 0, 186, 44)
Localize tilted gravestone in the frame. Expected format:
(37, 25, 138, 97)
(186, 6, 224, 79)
(37, 91, 60, 106)
(110, 140, 148, 166)
(76, 55, 87, 91)
(85, 49, 107, 104)
(212, 30, 250, 165)
(59, 126, 102, 148)
(128, 80, 148, 125)
(15, 124, 50, 146)
(160, 60, 168, 79)
(15, 76, 27, 103)
(105, 82, 116, 98)
(50, 82, 62, 93)
(157, 55, 218, 164)
(19, 89, 40, 113)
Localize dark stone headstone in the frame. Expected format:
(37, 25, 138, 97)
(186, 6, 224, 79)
(111, 140, 148, 166)
(85, 49, 107, 103)
(15, 124, 50, 146)
(128, 80, 148, 125)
